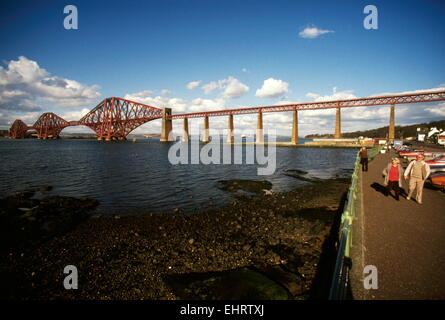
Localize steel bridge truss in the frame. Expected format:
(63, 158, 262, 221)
(9, 98, 163, 140)
(8, 90, 445, 139)
(78, 98, 163, 140)
(170, 90, 445, 119)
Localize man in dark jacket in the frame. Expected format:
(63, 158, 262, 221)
(360, 147, 368, 172)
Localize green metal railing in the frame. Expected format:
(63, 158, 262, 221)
(328, 145, 383, 300)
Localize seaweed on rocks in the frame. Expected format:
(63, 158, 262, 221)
(164, 267, 289, 300)
(283, 173, 322, 183)
(284, 169, 309, 175)
(218, 179, 273, 194)
(283, 169, 324, 183)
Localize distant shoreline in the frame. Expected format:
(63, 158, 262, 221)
(1, 136, 366, 148)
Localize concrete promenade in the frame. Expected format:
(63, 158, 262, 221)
(351, 149, 445, 299)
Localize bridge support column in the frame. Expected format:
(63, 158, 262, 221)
(160, 108, 173, 142)
(389, 104, 395, 144)
(202, 116, 210, 143)
(182, 118, 189, 142)
(227, 114, 234, 143)
(335, 107, 341, 139)
(256, 112, 264, 144)
(291, 110, 299, 145)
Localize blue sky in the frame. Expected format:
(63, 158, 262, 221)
(1, 0, 444, 135)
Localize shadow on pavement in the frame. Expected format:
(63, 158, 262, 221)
(370, 182, 407, 200)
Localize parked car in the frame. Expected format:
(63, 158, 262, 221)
(426, 154, 445, 170)
(428, 172, 445, 190)
(395, 145, 410, 152)
(431, 167, 445, 175)
(398, 149, 425, 157)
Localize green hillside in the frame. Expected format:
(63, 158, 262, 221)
(305, 119, 445, 139)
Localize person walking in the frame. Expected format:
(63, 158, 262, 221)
(404, 153, 431, 204)
(382, 157, 403, 200)
(359, 147, 368, 172)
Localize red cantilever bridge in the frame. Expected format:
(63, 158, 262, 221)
(10, 98, 164, 141)
(9, 90, 445, 142)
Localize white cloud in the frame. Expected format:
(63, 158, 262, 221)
(241, 68, 248, 73)
(298, 26, 334, 39)
(186, 81, 201, 90)
(221, 77, 249, 99)
(160, 89, 171, 96)
(130, 90, 153, 98)
(425, 102, 445, 117)
(0, 56, 101, 112)
(370, 86, 445, 97)
(201, 76, 249, 99)
(124, 91, 188, 113)
(0, 110, 41, 127)
(306, 87, 357, 102)
(256, 78, 289, 98)
(202, 81, 219, 94)
(188, 98, 226, 112)
(60, 108, 91, 121)
(124, 90, 227, 114)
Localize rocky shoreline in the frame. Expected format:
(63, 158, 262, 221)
(0, 178, 350, 300)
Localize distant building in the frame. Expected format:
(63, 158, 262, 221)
(426, 127, 444, 144)
(438, 134, 445, 146)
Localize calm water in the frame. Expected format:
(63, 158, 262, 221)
(0, 137, 357, 215)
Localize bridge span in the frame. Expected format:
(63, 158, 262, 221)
(9, 90, 445, 142)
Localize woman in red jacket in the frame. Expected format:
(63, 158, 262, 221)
(382, 158, 403, 201)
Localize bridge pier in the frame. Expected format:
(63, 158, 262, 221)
(291, 110, 299, 145)
(182, 118, 189, 142)
(227, 114, 234, 143)
(389, 104, 395, 143)
(335, 107, 341, 139)
(160, 108, 173, 142)
(202, 116, 210, 143)
(256, 112, 264, 144)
